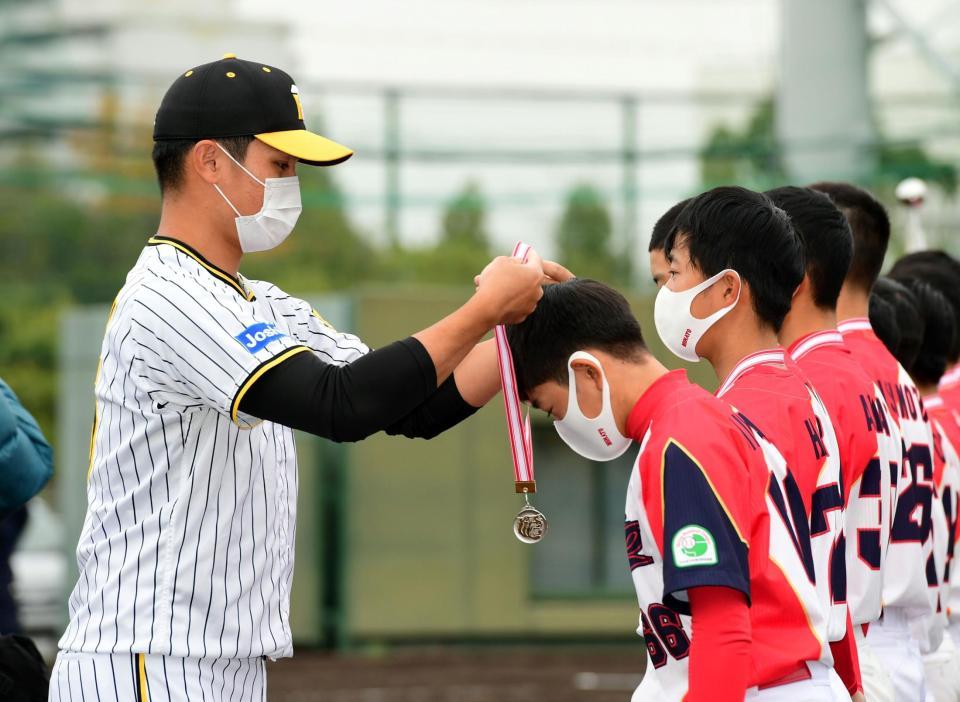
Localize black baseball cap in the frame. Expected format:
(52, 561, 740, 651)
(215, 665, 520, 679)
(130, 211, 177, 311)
(153, 54, 352, 166)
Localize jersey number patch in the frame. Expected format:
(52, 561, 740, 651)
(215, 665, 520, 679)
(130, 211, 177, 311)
(625, 519, 654, 570)
(641, 603, 690, 669)
(891, 443, 934, 545)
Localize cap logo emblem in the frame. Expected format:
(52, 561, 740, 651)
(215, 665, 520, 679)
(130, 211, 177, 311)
(290, 84, 304, 120)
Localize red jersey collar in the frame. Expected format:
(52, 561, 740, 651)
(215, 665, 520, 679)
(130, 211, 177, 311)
(837, 317, 872, 333)
(626, 369, 689, 441)
(924, 394, 945, 410)
(787, 330, 844, 361)
(940, 366, 960, 390)
(717, 348, 785, 398)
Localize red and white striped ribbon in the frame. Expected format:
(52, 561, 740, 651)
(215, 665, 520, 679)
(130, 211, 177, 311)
(494, 241, 536, 493)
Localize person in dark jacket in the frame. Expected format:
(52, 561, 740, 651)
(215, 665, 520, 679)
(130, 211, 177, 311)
(0, 379, 53, 518)
(0, 378, 53, 700)
(0, 378, 54, 633)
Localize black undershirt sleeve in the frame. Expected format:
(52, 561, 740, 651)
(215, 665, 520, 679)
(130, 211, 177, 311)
(384, 373, 479, 440)
(238, 337, 479, 442)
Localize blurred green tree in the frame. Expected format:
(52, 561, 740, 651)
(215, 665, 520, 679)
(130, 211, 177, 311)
(376, 181, 492, 287)
(699, 97, 786, 190)
(441, 181, 489, 250)
(699, 96, 957, 194)
(556, 184, 629, 286)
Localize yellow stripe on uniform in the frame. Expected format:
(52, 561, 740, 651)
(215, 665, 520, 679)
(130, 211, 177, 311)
(137, 653, 149, 702)
(230, 346, 311, 424)
(147, 237, 254, 301)
(88, 296, 120, 481)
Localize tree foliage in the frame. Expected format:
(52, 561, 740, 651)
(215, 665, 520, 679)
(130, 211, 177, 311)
(556, 184, 629, 286)
(699, 96, 957, 194)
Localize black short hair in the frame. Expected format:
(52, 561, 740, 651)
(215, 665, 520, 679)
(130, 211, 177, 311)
(506, 279, 647, 400)
(152, 136, 255, 195)
(649, 198, 691, 252)
(869, 292, 901, 358)
(892, 277, 956, 386)
(765, 186, 852, 310)
(871, 277, 923, 370)
(664, 186, 804, 333)
(888, 251, 960, 363)
(808, 182, 890, 292)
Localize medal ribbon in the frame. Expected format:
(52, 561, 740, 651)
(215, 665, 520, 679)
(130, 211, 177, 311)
(494, 241, 536, 493)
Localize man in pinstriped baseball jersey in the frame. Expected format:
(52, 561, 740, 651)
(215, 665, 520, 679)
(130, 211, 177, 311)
(49, 55, 568, 701)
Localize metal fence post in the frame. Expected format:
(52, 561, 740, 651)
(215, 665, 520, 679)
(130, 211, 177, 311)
(384, 89, 401, 248)
(621, 95, 639, 287)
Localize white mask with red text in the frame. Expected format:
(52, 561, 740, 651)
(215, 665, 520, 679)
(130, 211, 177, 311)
(653, 269, 741, 362)
(553, 351, 632, 462)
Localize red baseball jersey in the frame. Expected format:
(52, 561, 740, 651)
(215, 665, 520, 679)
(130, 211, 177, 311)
(624, 370, 830, 699)
(789, 331, 902, 626)
(939, 366, 960, 417)
(716, 349, 847, 641)
(926, 397, 960, 629)
(838, 317, 935, 619)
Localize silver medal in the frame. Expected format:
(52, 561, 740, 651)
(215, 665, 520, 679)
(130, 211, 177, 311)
(513, 494, 548, 544)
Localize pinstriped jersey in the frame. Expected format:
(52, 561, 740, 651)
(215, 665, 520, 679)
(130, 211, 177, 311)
(839, 317, 935, 619)
(716, 349, 847, 642)
(624, 370, 829, 700)
(59, 237, 368, 660)
(788, 331, 902, 626)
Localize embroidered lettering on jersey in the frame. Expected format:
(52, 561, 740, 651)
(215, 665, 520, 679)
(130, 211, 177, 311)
(672, 525, 718, 567)
(235, 322, 287, 353)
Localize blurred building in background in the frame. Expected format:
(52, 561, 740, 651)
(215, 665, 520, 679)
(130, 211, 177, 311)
(0, 0, 292, 162)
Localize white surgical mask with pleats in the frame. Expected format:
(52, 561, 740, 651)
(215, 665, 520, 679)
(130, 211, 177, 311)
(553, 351, 632, 462)
(213, 143, 302, 253)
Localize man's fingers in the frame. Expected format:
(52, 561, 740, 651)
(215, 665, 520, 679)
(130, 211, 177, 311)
(542, 260, 575, 283)
(522, 247, 544, 274)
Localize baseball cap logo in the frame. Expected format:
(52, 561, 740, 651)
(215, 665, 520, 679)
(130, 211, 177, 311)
(290, 85, 304, 120)
(681, 328, 692, 347)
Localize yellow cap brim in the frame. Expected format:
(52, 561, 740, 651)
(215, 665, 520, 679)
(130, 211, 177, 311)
(255, 129, 353, 166)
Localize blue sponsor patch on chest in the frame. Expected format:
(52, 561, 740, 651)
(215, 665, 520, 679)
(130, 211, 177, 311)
(236, 322, 286, 354)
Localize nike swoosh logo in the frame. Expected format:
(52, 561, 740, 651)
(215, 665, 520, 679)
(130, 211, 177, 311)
(157, 402, 168, 409)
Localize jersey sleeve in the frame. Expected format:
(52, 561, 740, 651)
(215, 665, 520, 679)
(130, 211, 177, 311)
(250, 281, 369, 364)
(658, 439, 751, 613)
(131, 273, 309, 427)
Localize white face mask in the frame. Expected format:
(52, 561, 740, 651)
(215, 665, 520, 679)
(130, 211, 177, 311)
(553, 351, 633, 462)
(213, 144, 302, 253)
(653, 269, 741, 362)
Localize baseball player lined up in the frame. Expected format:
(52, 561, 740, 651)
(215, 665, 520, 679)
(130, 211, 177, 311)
(770, 186, 904, 702)
(815, 182, 939, 702)
(507, 279, 832, 702)
(875, 252, 960, 702)
(896, 251, 960, 696)
(50, 55, 569, 702)
(654, 187, 856, 698)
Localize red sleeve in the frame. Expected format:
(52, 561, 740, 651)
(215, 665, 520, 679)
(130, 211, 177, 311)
(685, 586, 751, 702)
(829, 609, 863, 696)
